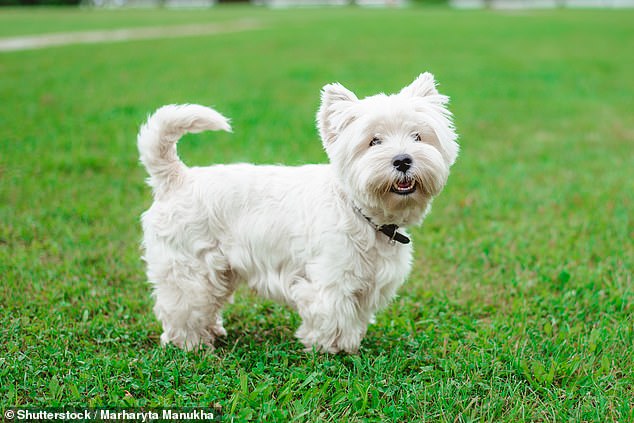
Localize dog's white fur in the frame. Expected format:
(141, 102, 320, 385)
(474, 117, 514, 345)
(138, 73, 458, 353)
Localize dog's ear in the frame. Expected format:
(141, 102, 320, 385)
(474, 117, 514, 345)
(399, 72, 447, 105)
(317, 83, 358, 146)
(402, 73, 458, 165)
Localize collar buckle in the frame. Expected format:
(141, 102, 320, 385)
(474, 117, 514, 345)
(353, 206, 410, 245)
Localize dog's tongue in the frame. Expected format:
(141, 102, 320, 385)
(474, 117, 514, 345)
(398, 181, 411, 189)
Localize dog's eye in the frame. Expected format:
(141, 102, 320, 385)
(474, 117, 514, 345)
(369, 136, 382, 147)
(413, 133, 422, 142)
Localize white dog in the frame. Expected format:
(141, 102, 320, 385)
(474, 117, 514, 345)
(138, 73, 458, 353)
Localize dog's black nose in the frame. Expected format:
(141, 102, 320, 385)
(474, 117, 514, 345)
(392, 154, 413, 173)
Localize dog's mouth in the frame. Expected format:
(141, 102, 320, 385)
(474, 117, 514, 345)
(390, 179, 417, 196)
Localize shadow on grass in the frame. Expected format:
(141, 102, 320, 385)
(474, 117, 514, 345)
(124, 288, 425, 362)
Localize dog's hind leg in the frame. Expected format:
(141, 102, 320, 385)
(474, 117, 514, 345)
(149, 250, 235, 351)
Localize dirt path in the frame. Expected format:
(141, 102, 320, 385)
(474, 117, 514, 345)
(0, 19, 261, 52)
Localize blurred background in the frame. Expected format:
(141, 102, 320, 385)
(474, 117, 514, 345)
(1, 0, 632, 419)
(2, 0, 634, 8)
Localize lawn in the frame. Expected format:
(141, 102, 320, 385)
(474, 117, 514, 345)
(1, 5, 633, 422)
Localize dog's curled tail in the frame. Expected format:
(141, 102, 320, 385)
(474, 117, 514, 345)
(137, 104, 231, 194)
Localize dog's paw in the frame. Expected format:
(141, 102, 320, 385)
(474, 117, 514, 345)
(208, 322, 227, 338)
(160, 331, 215, 352)
(296, 326, 361, 355)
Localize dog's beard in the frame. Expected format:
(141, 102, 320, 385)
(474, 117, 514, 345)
(368, 167, 446, 212)
(353, 149, 449, 213)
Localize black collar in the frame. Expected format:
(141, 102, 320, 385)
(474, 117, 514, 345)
(353, 206, 410, 245)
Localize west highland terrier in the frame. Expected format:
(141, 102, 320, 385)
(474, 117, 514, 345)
(137, 72, 458, 353)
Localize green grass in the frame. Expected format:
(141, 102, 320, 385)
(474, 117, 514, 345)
(1, 5, 633, 422)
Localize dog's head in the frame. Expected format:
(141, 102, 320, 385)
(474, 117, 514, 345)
(317, 73, 459, 227)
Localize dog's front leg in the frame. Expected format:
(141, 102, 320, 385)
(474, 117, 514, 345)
(294, 290, 370, 354)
